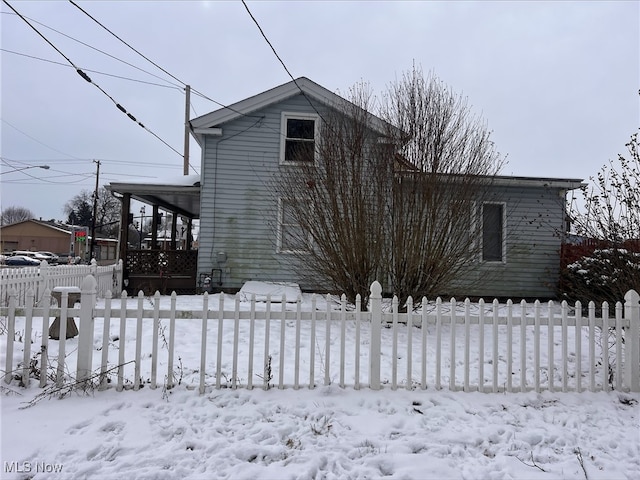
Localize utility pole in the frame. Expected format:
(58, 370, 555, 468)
(89, 159, 100, 261)
(183, 84, 191, 176)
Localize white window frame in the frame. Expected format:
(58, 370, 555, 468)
(276, 197, 311, 254)
(480, 201, 507, 263)
(279, 112, 319, 165)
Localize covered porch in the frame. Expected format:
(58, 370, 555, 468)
(107, 176, 201, 295)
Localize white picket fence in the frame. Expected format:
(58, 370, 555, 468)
(1, 276, 639, 394)
(0, 259, 123, 306)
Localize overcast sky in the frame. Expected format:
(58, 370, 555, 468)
(1, 0, 638, 222)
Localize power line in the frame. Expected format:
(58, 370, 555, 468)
(0, 157, 161, 183)
(1, 157, 94, 184)
(4, 158, 184, 169)
(241, 1, 297, 89)
(1, 12, 183, 89)
(2, 177, 91, 185)
(68, 0, 311, 173)
(2, 119, 84, 160)
(240, 0, 326, 123)
(67, 0, 265, 122)
(2, 119, 185, 173)
(3, 0, 183, 157)
(69, 0, 186, 89)
(1, 48, 182, 89)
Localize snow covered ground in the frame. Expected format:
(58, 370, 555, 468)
(1, 291, 639, 479)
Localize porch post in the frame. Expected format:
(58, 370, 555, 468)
(170, 211, 178, 250)
(118, 193, 131, 261)
(187, 218, 193, 249)
(152, 204, 159, 250)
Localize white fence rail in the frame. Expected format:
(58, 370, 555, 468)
(0, 259, 123, 306)
(2, 277, 639, 394)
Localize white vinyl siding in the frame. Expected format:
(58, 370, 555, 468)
(197, 88, 570, 298)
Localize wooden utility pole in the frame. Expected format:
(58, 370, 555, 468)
(183, 85, 191, 175)
(89, 159, 101, 261)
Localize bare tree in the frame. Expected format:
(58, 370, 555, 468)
(64, 187, 120, 237)
(561, 129, 640, 306)
(272, 84, 392, 303)
(571, 130, 640, 244)
(381, 68, 504, 305)
(271, 69, 503, 305)
(1, 205, 34, 225)
(94, 187, 121, 237)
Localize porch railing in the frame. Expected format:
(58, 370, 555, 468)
(124, 250, 197, 294)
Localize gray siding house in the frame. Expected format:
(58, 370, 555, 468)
(190, 77, 582, 299)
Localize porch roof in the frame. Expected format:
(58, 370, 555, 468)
(106, 175, 201, 218)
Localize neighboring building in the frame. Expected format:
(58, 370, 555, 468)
(108, 77, 583, 298)
(0, 219, 117, 264)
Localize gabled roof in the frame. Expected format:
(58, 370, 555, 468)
(0, 218, 74, 235)
(190, 77, 397, 145)
(0, 219, 116, 241)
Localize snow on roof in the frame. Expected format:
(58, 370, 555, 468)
(108, 174, 200, 187)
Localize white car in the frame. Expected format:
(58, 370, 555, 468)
(36, 251, 59, 264)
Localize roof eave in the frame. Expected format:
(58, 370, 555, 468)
(491, 176, 585, 190)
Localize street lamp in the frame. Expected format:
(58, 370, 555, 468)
(1, 165, 50, 175)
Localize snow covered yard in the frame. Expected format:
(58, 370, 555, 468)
(1, 385, 638, 479)
(1, 291, 639, 479)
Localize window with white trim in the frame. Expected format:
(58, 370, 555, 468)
(277, 198, 309, 253)
(280, 112, 318, 164)
(482, 202, 506, 262)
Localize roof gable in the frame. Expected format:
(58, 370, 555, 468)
(0, 219, 71, 237)
(190, 77, 396, 144)
(0, 219, 71, 235)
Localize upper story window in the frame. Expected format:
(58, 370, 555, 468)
(482, 202, 506, 262)
(280, 112, 318, 164)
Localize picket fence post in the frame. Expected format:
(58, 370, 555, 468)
(39, 260, 50, 304)
(76, 275, 97, 382)
(3, 289, 16, 384)
(369, 281, 382, 390)
(114, 259, 124, 293)
(624, 289, 639, 392)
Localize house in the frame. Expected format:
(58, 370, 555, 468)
(0, 219, 118, 264)
(108, 77, 583, 298)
